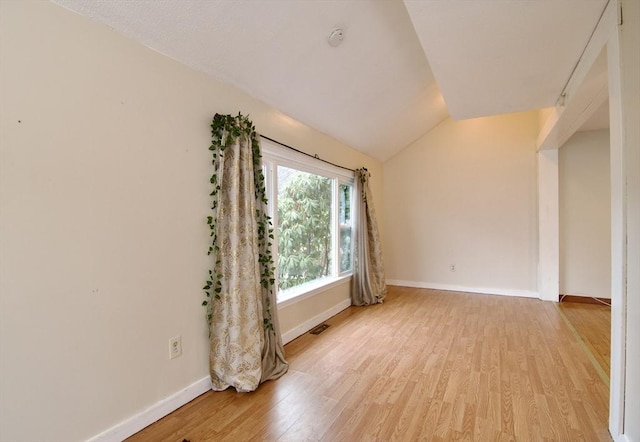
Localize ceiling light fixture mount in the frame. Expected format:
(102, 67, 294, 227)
(328, 28, 344, 47)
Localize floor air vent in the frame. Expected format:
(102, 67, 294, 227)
(310, 324, 330, 335)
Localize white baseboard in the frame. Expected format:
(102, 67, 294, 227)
(87, 376, 211, 442)
(281, 298, 351, 344)
(387, 279, 539, 299)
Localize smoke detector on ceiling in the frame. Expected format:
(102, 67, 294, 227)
(328, 28, 344, 47)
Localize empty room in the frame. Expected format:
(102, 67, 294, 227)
(1, 1, 638, 441)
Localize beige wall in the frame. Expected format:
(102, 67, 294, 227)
(383, 113, 539, 296)
(0, 2, 381, 441)
(559, 129, 611, 298)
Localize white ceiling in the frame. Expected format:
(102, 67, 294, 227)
(404, 0, 608, 120)
(53, 0, 608, 161)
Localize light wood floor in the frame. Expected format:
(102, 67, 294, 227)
(557, 301, 611, 380)
(128, 286, 611, 441)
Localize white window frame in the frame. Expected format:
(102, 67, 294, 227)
(261, 139, 354, 306)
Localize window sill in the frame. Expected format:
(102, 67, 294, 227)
(277, 274, 352, 309)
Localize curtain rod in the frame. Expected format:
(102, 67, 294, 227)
(259, 134, 361, 173)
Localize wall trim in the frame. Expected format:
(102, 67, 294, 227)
(387, 280, 539, 299)
(281, 298, 351, 344)
(87, 376, 211, 442)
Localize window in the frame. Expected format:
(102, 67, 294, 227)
(262, 139, 354, 303)
(339, 183, 353, 273)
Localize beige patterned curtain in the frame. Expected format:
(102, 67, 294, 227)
(204, 114, 288, 392)
(351, 168, 386, 306)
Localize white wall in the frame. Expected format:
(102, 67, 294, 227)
(619, 0, 640, 437)
(383, 112, 539, 297)
(0, 2, 382, 441)
(559, 129, 611, 298)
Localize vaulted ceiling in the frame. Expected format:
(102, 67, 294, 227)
(53, 0, 608, 161)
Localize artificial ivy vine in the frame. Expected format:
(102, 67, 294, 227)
(202, 113, 276, 331)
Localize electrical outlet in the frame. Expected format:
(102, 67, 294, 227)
(169, 336, 182, 359)
(450, 264, 456, 272)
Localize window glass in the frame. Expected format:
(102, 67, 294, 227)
(277, 166, 332, 290)
(261, 139, 354, 302)
(339, 183, 353, 273)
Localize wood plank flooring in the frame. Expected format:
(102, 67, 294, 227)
(557, 301, 611, 379)
(127, 286, 611, 441)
